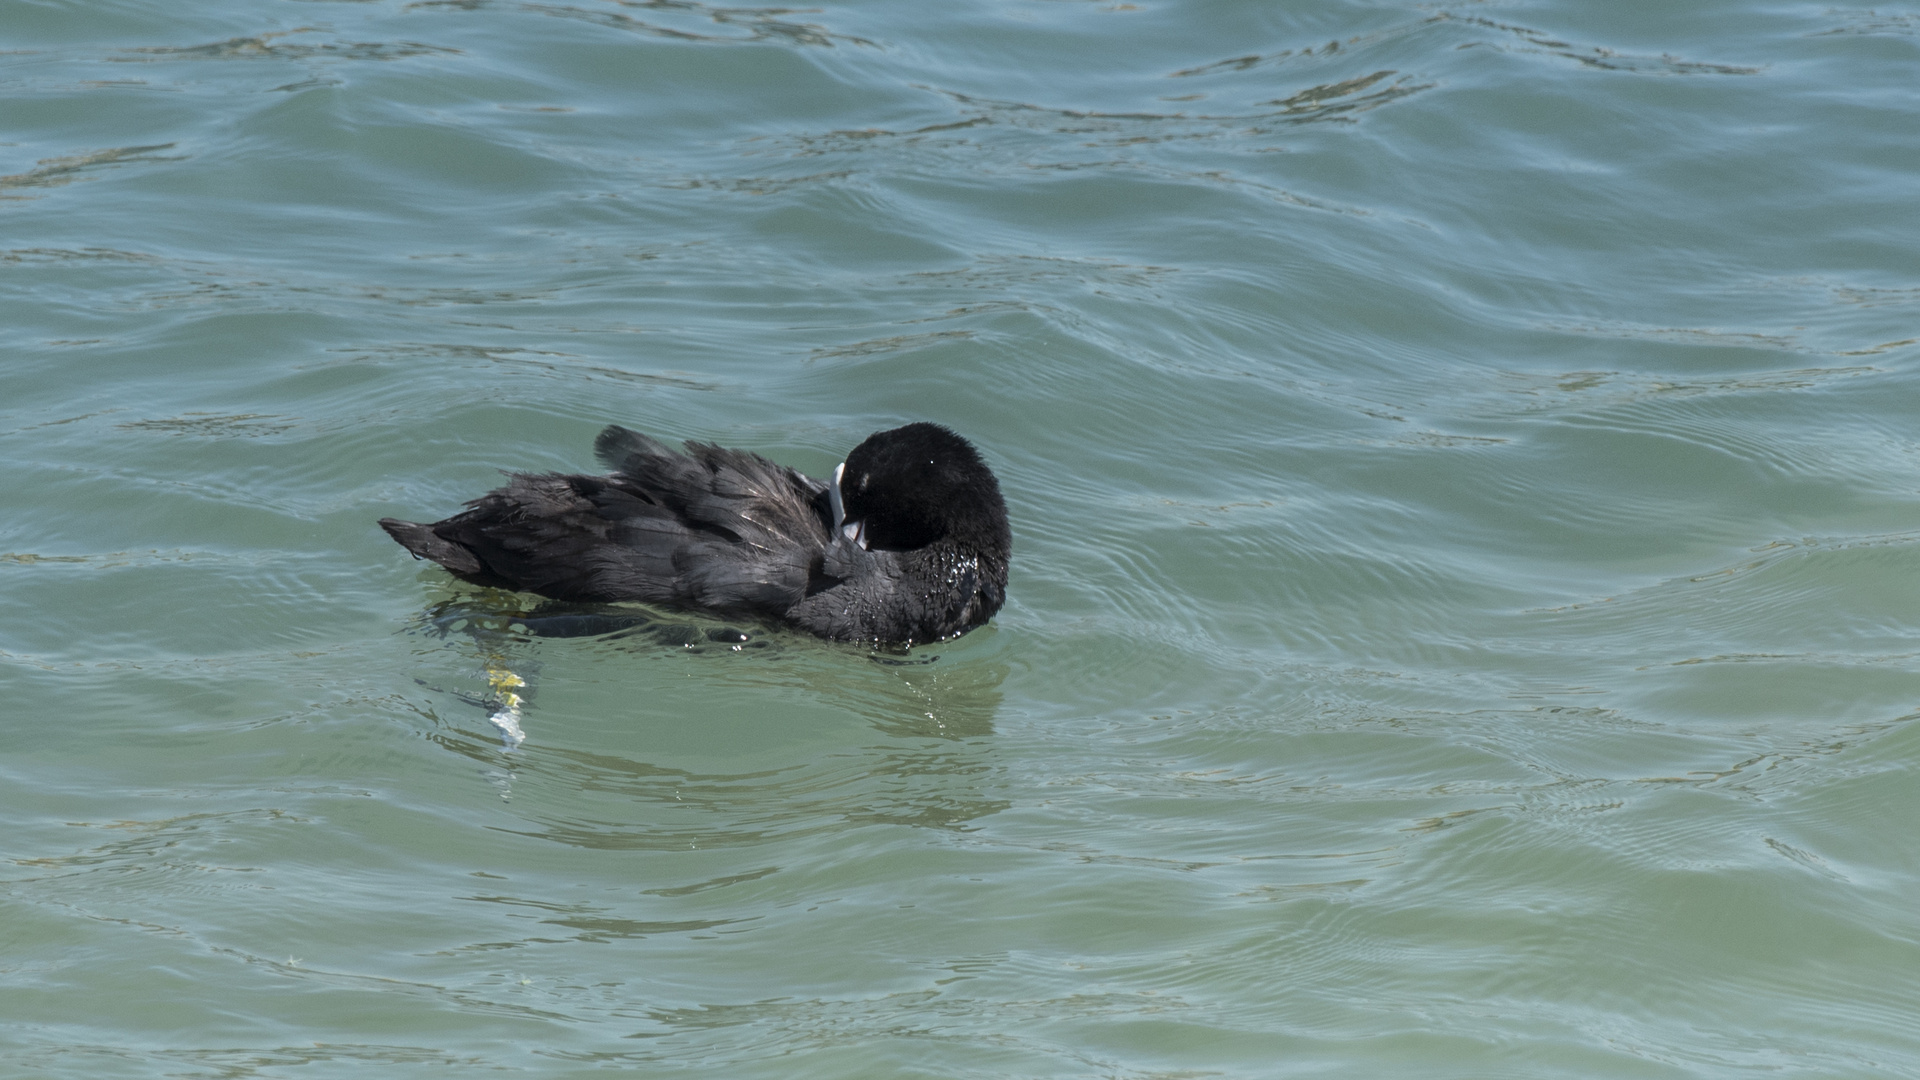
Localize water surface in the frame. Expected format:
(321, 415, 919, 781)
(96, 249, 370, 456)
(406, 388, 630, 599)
(4, 0, 1919, 1076)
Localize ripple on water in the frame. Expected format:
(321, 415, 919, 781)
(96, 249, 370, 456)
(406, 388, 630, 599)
(4, 0, 1920, 1075)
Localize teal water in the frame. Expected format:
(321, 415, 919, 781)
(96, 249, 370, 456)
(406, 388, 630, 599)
(4, 0, 1919, 1075)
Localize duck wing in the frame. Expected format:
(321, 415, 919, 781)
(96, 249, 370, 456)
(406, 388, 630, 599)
(386, 427, 832, 612)
(591, 425, 831, 556)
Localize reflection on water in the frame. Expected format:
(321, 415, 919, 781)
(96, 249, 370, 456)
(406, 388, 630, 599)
(404, 587, 1011, 846)
(5, 0, 1919, 1074)
(415, 592, 765, 649)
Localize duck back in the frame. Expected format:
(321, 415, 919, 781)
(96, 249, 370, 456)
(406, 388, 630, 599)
(381, 426, 830, 614)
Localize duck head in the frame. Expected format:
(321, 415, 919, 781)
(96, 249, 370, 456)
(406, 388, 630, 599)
(828, 423, 1010, 557)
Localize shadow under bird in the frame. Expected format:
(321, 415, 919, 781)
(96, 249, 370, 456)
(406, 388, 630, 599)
(379, 422, 1011, 645)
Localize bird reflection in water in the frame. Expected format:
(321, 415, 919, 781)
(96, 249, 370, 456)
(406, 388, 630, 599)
(404, 592, 1012, 832)
(407, 592, 1006, 747)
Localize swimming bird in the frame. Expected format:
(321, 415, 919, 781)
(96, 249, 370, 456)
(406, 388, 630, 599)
(379, 422, 1011, 645)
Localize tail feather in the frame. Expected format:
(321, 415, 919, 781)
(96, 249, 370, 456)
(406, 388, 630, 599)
(379, 518, 485, 576)
(593, 424, 675, 475)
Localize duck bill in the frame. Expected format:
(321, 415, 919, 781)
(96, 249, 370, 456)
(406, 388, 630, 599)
(829, 461, 869, 549)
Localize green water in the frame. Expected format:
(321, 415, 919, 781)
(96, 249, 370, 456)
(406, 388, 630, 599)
(4, 0, 1919, 1075)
